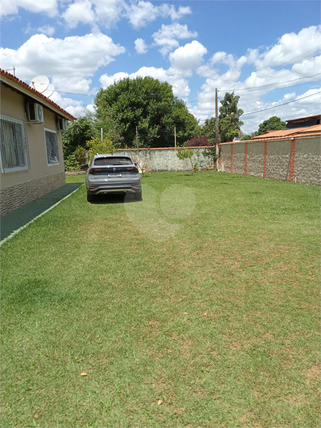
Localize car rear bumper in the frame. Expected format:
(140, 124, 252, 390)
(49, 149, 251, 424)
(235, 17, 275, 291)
(87, 184, 142, 195)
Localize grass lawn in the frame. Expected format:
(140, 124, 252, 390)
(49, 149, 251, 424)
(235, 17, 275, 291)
(1, 171, 320, 427)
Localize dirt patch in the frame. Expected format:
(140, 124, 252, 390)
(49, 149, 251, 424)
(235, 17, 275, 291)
(303, 362, 321, 380)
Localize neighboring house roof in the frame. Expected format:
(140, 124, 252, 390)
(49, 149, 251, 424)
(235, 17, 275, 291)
(251, 124, 321, 140)
(286, 114, 321, 125)
(0, 69, 76, 121)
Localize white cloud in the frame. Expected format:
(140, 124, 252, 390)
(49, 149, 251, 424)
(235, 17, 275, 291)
(99, 72, 130, 88)
(135, 38, 148, 54)
(36, 25, 55, 36)
(0, 0, 58, 17)
(158, 4, 191, 21)
(247, 25, 321, 70)
(93, 0, 126, 28)
(99, 66, 190, 98)
(125, 1, 191, 29)
(0, 33, 125, 93)
(62, 0, 95, 28)
(62, 0, 126, 29)
(153, 23, 198, 55)
(169, 41, 207, 73)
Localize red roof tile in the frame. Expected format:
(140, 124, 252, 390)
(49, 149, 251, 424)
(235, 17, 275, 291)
(0, 68, 76, 121)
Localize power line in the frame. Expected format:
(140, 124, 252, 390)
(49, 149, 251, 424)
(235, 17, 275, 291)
(219, 73, 321, 93)
(186, 73, 321, 104)
(242, 91, 321, 117)
(246, 45, 321, 80)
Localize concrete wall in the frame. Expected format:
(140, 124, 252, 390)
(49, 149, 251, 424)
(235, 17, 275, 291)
(1, 84, 66, 216)
(116, 147, 214, 172)
(219, 135, 320, 186)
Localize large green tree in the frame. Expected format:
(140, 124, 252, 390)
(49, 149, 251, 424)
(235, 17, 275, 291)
(94, 77, 199, 148)
(219, 92, 244, 142)
(62, 115, 96, 157)
(257, 116, 286, 135)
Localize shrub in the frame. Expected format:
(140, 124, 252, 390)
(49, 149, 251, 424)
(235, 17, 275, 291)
(64, 154, 80, 171)
(186, 136, 212, 147)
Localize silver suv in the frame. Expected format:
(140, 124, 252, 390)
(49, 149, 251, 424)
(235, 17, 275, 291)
(86, 154, 142, 202)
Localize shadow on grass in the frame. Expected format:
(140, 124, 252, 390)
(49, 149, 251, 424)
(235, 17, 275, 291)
(88, 193, 140, 204)
(2, 279, 73, 309)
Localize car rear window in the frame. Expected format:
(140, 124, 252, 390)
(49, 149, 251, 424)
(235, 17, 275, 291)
(94, 157, 133, 166)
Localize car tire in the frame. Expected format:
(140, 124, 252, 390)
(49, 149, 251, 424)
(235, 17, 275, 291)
(134, 191, 142, 201)
(87, 192, 95, 203)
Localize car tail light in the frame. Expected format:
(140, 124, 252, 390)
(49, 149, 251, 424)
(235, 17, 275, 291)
(89, 168, 102, 174)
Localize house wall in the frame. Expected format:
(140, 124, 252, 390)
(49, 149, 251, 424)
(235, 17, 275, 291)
(219, 135, 320, 186)
(0, 84, 66, 216)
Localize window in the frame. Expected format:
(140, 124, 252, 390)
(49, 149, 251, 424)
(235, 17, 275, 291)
(94, 157, 133, 166)
(45, 129, 60, 165)
(0, 115, 29, 173)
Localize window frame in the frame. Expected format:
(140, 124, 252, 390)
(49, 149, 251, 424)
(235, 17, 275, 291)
(44, 128, 60, 166)
(0, 114, 29, 174)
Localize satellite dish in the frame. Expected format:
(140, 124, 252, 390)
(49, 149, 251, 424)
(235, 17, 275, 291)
(43, 83, 55, 98)
(31, 76, 49, 93)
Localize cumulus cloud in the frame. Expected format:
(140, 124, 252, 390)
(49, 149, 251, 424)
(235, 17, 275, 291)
(125, 1, 191, 28)
(0, 33, 125, 93)
(248, 25, 321, 69)
(62, 0, 126, 29)
(0, 0, 58, 17)
(135, 38, 148, 54)
(169, 41, 207, 72)
(62, 0, 95, 28)
(36, 25, 55, 36)
(153, 23, 198, 55)
(100, 66, 190, 98)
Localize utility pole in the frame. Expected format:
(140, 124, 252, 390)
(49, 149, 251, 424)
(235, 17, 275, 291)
(215, 88, 219, 170)
(136, 126, 139, 158)
(174, 126, 177, 172)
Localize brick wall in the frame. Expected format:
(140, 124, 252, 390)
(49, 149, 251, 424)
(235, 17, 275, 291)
(219, 135, 320, 186)
(0, 172, 66, 217)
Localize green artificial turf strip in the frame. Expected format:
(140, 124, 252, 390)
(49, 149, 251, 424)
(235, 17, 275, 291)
(1, 171, 320, 427)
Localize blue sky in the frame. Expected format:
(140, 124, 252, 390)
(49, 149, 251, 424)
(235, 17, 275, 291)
(1, 0, 320, 134)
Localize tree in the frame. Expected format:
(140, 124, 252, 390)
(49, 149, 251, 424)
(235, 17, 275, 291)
(176, 146, 199, 175)
(257, 116, 286, 135)
(86, 135, 115, 161)
(201, 118, 216, 145)
(219, 92, 244, 142)
(95, 77, 199, 148)
(62, 115, 96, 158)
(240, 135, 252, 140)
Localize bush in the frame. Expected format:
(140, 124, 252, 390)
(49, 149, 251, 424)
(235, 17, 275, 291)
(186, 136, 212, 147)
(64, 154, 81, 171)
(86, 136, 116, 161)
(75, 146, 87, 165)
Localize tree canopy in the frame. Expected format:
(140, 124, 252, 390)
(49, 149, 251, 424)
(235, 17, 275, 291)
(62, 115, 96, 157)
(200, 118, 216, 145)
(257, 116, 286, 135)
(94, 77, 199, 148)
(219, 92, 244, 142)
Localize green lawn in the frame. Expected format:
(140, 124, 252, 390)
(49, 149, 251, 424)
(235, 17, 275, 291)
(1, 171, 320, 427)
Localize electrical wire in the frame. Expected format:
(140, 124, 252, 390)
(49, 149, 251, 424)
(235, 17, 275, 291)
(242, 91, 321, 117)
(218, 73, 321, 93)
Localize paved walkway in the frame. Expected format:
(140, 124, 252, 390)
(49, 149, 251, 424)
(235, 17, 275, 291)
(1, 183, 83, 242)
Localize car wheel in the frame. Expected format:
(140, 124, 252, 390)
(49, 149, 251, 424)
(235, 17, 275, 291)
(87, 192, 95, 203)
(134, 191, 142, 201)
